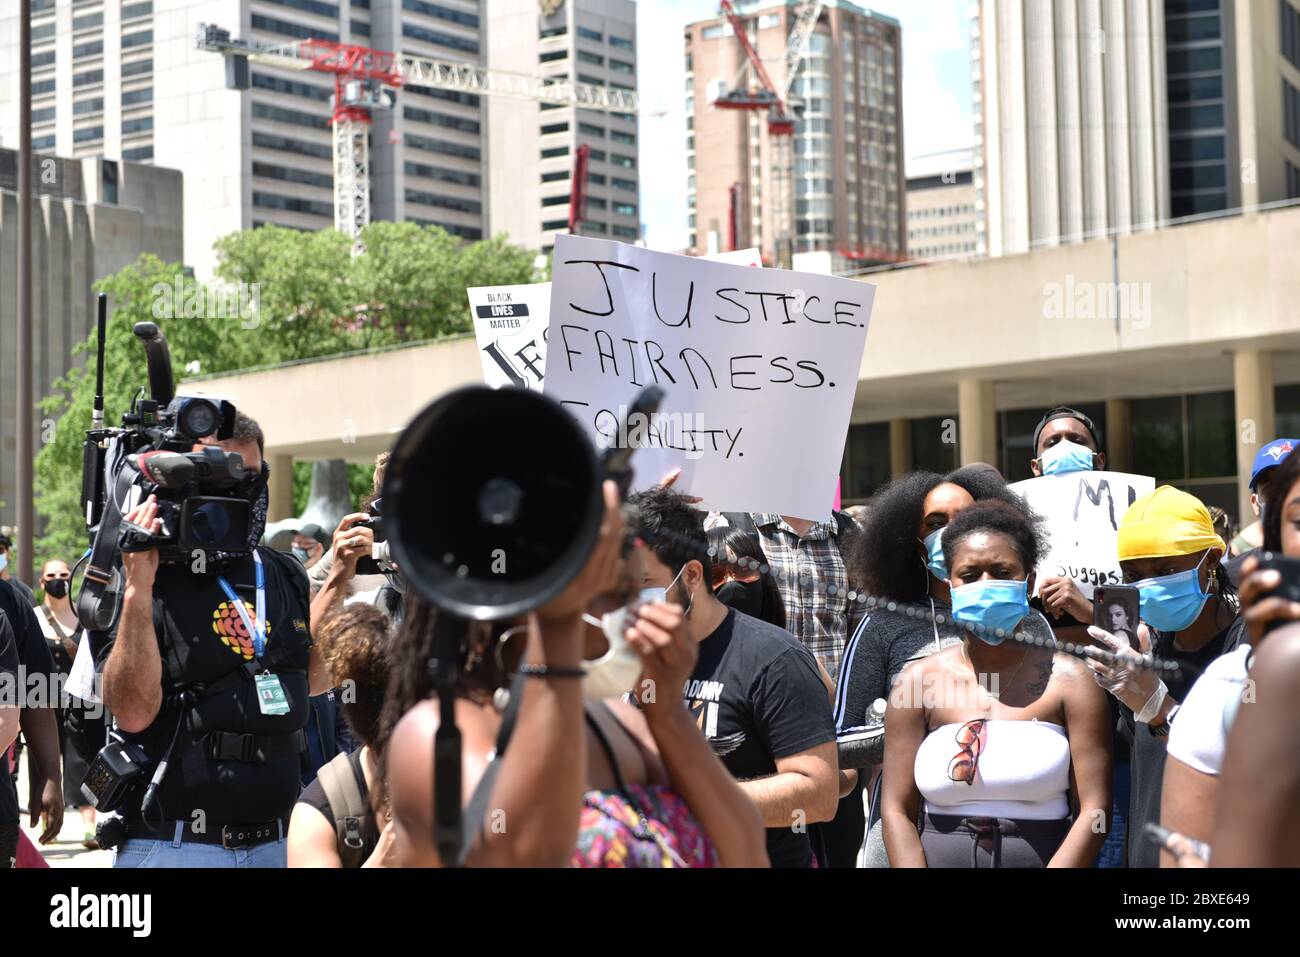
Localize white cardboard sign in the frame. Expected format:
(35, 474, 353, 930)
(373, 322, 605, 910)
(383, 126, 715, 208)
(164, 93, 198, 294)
(467, 250, 761, 391)
(467, 282, 552, 390)
(1010, 471, 1156, 594)
(544, 235, 874, 520)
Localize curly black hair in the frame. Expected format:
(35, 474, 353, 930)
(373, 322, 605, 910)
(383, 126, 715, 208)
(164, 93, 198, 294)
(1264, 447, 1300, 553)
(848, 467, 1031, 602)
(941, 498, 1047, 577)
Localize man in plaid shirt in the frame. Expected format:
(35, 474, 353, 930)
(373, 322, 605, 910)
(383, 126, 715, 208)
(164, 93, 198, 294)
(704, 512, 862, 695)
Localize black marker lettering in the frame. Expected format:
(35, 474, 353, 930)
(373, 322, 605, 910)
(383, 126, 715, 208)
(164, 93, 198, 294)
(724, 428, 743, 459)
(679, 348, 718, 389)
(769, 356, 794, 384)
(777, 293, 797, 325)
(834, 300, 862, 326)
(559, 324, 588, 372)
(652, 271, 694, 328)
(644, 340, 677, 384)
(803, 294, 828, 324)
(714, 288, 751, 324)
(730, 354, 762, 391)
(622, 337, 643, 386)
(794, 359, 827, 388)
(594, 329, 619, 377)
(564, 259, 640, 317)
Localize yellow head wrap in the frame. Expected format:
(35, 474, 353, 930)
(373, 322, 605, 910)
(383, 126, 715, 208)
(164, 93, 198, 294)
(1117, 485, 1225, 561)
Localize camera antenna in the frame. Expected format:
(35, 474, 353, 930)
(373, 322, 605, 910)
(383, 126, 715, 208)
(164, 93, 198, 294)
(92, 293, 107, 430)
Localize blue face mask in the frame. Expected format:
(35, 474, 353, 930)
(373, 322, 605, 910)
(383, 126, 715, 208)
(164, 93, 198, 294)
(0, 553, 7, 574)
(1038, 439, 1096, 476)
(1135, 552, 1211, 633)
(919, 528, 947, 581)
(950, 579, 1030, 645)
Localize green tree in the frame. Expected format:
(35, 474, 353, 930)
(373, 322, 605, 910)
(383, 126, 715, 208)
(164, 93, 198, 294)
(35, 224, 539, 567)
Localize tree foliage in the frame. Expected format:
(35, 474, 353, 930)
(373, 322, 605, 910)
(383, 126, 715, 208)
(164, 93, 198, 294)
(35, 223, 539, 565)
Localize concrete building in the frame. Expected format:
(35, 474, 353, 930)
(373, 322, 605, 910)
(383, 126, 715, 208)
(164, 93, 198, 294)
(1165, 0, 1300, 217)
(0, 149, 183, 527)
(971, 0, 1300, 257)
(485, 0, 640, 256)
(0, 0, 487, 276)
(684, 0, 905, 266)
(971, 0, 1170, 257)
(193, 202, 1300, 529)
(906, 148, 977, 260)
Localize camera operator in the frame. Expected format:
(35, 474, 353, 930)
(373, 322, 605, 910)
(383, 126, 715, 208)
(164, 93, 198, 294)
(96, 413, 327, 867)
(308, 453, 390, 607)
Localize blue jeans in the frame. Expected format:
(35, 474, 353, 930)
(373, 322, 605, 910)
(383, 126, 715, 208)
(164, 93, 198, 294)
(1095, 761, 1130, 868)
(113, 822, 286, 868)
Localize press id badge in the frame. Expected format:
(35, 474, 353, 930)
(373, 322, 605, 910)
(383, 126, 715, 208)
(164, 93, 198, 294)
(255, 672, 290, 716)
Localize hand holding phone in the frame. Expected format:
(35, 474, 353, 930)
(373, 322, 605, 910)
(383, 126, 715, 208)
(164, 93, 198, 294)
(1093, 585, 1141, 650)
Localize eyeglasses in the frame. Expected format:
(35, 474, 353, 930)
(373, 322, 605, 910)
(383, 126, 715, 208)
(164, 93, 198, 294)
(947, 718, 987, 786)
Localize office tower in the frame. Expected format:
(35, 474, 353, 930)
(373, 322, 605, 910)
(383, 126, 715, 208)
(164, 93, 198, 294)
(906, 148, 978, 259)
(485, 0, 640, 255)
(685, 0, 905, 266)
(2, 0, 486, 275)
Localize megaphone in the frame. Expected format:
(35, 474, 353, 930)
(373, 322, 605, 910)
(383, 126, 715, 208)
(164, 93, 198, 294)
(382, 385, 606, 621)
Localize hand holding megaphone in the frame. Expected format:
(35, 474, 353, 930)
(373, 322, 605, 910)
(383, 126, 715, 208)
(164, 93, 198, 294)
(536, 480, 627, 626)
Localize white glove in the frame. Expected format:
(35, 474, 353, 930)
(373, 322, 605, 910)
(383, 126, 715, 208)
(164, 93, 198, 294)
(1083, 624, 1163, 714)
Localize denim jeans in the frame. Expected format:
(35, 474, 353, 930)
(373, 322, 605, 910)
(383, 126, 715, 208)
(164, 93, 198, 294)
(113, 821, 286, 868)
(1094, 761, 1131, 868)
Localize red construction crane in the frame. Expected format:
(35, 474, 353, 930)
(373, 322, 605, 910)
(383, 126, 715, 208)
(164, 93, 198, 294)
(197, 23, 637, 253)
(708, 1, 823, 266)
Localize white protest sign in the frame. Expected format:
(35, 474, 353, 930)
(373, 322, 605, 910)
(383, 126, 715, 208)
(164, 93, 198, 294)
(467, 282, 551, 389)
(1010, 471, 1156, 595)
(467, 251, 760, 390)
(545, 234, 874, 520)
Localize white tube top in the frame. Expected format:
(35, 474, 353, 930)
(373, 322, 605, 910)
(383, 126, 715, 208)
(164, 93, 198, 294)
(914, 719, 1070, 820)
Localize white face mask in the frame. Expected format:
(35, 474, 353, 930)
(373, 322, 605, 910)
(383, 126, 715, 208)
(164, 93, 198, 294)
(581, 588, 662, 700)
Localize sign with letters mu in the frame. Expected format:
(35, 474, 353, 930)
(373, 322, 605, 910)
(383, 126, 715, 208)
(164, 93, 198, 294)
(1010, 471, 1156, 595)
(467, 249, 762, 391)
(543, 235, 875, 521)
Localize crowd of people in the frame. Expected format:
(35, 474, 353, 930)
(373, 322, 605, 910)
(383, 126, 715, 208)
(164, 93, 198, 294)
(2, 405, 1299, 869)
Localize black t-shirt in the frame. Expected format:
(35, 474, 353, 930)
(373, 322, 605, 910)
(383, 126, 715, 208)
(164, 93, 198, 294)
(298, 748, 378, 865)
(0, 579, 56, 825)
(92, 549, 312, 826)
(1119, 616, 1245, 868)
(683, 608, 836, 868)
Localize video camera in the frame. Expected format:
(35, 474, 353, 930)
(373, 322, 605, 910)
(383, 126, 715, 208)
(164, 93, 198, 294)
(353, 498, 395, 577)
(76, 297, 250, 630)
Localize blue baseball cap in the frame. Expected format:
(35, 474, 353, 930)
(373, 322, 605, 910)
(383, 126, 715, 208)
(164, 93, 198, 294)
(1250, 438, 1298, 490)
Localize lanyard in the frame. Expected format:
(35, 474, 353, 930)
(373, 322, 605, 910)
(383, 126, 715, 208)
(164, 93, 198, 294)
(216, 551, 267, 661)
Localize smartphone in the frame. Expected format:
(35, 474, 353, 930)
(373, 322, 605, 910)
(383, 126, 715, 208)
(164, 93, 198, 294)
(1254, 552, 1300, 636)
(1094, 584, 1142, 649)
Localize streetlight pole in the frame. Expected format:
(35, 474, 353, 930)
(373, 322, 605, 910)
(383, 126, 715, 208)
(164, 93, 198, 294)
(17, 0, 35, 583)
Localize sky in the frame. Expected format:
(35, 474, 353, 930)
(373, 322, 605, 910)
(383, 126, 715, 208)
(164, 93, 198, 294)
(635, 0, 975, 251)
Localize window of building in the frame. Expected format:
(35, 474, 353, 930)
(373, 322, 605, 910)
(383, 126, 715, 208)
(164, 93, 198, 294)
(123, 58, 153, 77)
(123, 145, 153, 161)
(841, 422, 889, 500)
(122, 29, 154, 48)
(73, 69, 103, 88)
(405, 189, 482, 214)
(253, 73, 332, 102)
(32, 106, 55, 124)
(612, 176, 636, 191)
(253, 130, 332, 160)
(33, 134, 56, 150)
(611, 153, 634, 168)
(541, 146, 570, 159)
(73, 97, 104, 116)
(610, 130, 634, 145)
(253, 191, 333, 217)
(262, 0, 339, 18)
(577, 51, 604, 66)
(613, 201, 636, 217)
(1283, 0, 1300, 70)
(352, 20, 371, 36)
(253, 161, 333, 189)
(911, 416, 960, 473)
(610, 59, 634, 75)
(73, 12, 103, 32)
(401, 0, 480, 28)
(401, 23, 478, 54)
(541, 49, 568, 63)
(1286, 78, 1300, 149)
(122, 115, 153, 135)
(542, 195, 570, 207)
(73, 125, 104, 143)
(253, 101, 329, 130)
(578, 26, 603, 42)
(404, 133, 480, 160)
(542, 170, 569, 183)
(73, 40, 104, 59)
(578, 122, 605, 137)
(612, 225, 637, 239)
(1166, 12, 1221, 43)
(122, 87, 153, 108)
(540, 25, 568, 39)
(610, 35, 633, 51)
(541, 121, 570, 135)
(122, 1, 152, 20)
(403, 105, 480, 133)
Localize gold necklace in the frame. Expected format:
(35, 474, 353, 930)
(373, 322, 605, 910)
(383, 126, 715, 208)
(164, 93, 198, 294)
(963, 642, 1032, 700)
